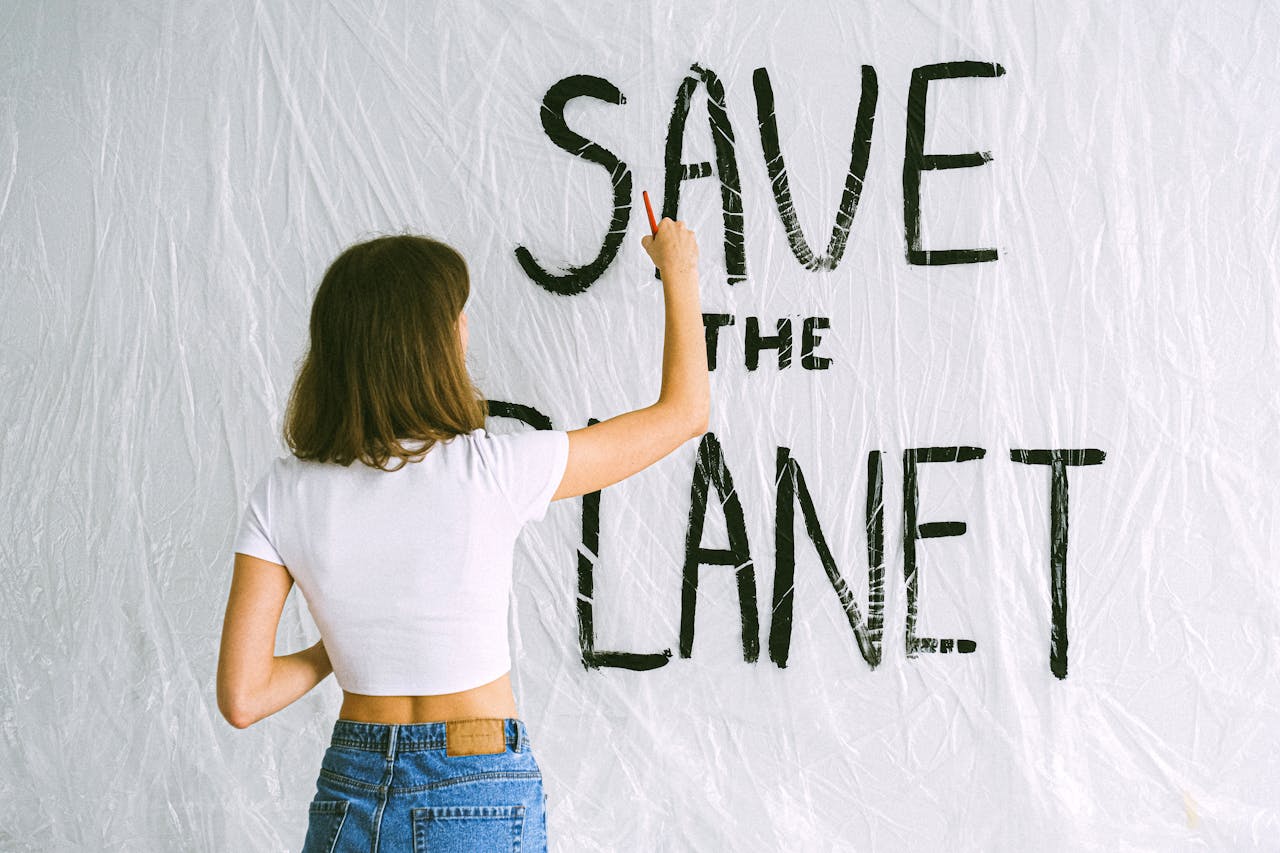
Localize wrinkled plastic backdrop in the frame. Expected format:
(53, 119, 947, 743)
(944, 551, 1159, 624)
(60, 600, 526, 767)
(3, 2, 1278, 850)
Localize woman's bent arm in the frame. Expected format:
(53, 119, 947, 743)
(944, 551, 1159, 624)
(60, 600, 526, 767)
(249, 641, 331, 728)
(224, 639, 331, 729)
(218, 554, 336, 728)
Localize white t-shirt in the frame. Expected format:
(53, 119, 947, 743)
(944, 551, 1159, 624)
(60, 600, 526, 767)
(232, 426, 570, 695)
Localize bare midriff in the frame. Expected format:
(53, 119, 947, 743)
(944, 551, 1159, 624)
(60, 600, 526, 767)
(338, 671, 519, 725)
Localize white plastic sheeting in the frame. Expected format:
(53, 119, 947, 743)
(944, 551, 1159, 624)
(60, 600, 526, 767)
(3, 2, 1278, 850)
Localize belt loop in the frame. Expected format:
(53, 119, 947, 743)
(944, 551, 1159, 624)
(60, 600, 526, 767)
(514, 720, 524, 753)
(385, 724, 398, 761)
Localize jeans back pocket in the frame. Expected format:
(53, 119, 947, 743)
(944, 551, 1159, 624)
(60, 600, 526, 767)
(412, 804, 524, 852)
(302, 798, 350, 853)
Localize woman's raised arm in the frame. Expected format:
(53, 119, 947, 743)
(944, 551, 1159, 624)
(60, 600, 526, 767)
(551, 218, 709, 502)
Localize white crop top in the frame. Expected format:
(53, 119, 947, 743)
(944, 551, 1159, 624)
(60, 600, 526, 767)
(232, 426, 570, 696)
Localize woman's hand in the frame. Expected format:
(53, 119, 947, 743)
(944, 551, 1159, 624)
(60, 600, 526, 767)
(641, 218, 699, 279)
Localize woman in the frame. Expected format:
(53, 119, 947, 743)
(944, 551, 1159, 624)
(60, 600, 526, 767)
(216, 218, 707, 852)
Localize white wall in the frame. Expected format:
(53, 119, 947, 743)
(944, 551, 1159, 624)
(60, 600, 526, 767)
(2, 1, 1277, 849)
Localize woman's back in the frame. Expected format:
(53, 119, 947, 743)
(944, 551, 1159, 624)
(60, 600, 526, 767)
(233, 428, 569, 701)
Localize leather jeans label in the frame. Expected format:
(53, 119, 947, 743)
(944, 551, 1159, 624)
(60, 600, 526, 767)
(445, 718, 506, 756)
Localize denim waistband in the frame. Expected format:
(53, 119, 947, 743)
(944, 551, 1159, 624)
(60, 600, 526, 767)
(329, 717, 529, 760)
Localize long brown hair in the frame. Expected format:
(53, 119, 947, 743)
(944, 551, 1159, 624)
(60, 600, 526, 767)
(284, 234, 488, 471)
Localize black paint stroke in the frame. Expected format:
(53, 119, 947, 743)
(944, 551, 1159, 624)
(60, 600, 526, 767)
(661, 63, 748, 286)
(486, 399, 553, 430)
(1010, 448, 1106, 680)
(514, 75, 632, 295)
(903, 446, 985, 657)
(679, 431, 760, 660)
(488, 404, 671, 671)
(903, 61, 1006, 266)
(752, 65, 878, 271)
(745, 316, 793, 370)
(800, 317, 832, 370)
(702, 313, 735, 372)
(770, 448, 886, 670)
(576, 416, 673, 671)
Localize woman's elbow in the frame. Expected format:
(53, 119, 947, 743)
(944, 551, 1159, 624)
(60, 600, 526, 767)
(225, 710, 256, 730)
(696, 377, 711, 435)
(219, 706, 245, 729)
(687, 408, 710, 438)
(218, 692, 255, 730)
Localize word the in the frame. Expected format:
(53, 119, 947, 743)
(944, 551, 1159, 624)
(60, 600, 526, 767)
(704, 314, 831, 371)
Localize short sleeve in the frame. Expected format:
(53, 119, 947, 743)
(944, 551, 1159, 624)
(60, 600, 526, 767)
(233, 465, 285, 565)
(475, 427, 571, 525)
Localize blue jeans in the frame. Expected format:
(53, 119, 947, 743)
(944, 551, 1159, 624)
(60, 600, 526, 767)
(301, 717, 548, 852)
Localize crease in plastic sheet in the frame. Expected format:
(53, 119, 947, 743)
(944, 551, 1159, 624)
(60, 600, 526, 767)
(2, 1, 1278, 850)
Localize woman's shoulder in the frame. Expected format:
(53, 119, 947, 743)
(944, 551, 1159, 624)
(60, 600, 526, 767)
(464, 425, 569, 469)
